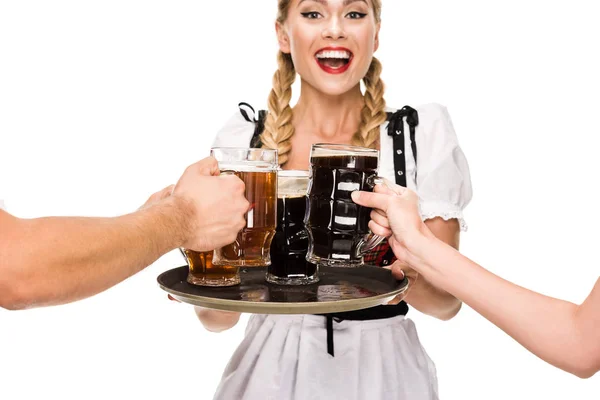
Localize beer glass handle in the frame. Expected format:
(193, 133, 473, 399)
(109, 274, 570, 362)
(356, 232, 385, 257)
(179, 248, 187, 260)
(356, 176, 398, 257)
(371, 176, 397, 191)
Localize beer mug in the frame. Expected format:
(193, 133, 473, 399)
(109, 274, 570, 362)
(211, 148, 278, 267)
(265, 170, 319, 285)
(181, 249, 240, 287)
(305, 144, 385, 267)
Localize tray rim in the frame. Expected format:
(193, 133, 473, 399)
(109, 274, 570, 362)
(157, 265, 409, 314)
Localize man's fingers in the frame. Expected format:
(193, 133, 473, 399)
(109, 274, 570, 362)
(160, 184, 175, 199)
(192, 156, 220, 176)
(139, 184, 175, 210)
(149, 185, 172, 203)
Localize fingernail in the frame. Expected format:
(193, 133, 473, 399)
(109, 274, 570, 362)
(351, 191, 359, 201)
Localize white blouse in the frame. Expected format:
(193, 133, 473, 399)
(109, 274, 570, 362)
(212, 102, 473, 230)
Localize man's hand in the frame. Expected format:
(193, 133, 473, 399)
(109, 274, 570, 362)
(139, 184, 175, 210)
(172, 157, 249, 252)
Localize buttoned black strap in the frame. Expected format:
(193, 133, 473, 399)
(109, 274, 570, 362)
(381, 106, 419, 266)
(386, 106, 419, 186)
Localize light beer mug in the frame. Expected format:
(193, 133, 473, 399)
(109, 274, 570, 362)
(211, 148, 278, 267)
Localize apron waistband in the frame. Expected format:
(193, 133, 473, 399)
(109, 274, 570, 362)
(321, 303, 409, 356)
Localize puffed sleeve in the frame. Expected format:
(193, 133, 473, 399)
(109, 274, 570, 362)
(211, 104, 258, 148)
(415, 103, 473, 231)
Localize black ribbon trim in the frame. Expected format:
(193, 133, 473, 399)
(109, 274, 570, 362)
(252, 110, 267, 148)
(238, 102, 255, 123)
(326, 316, 334, 356)
(238, 102, 266, 148)
(323, 304, 410, 356)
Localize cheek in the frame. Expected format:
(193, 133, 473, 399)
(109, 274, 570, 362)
(352, 26, 377, 53)
(288, 27, 318, 73)
(288, 26, 314, 55)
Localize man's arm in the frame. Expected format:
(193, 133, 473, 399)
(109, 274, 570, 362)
(0, 197, 188, 310)
(0, 157, 249, 310)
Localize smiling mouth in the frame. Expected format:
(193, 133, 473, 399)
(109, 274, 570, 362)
(315, 48, 353, 74)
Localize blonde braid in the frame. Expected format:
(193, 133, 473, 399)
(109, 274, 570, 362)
(352, 57, 387, 149)
(260, 51, 296, 166)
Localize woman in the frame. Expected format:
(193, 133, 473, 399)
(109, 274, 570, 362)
(198, 0, 472, 398)
(352, 183, 600, 380)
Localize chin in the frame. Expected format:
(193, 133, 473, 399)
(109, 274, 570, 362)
(317, 82, 356, 97)
(303, 74, 360, 97)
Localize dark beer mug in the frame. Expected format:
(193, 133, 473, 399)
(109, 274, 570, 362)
(305, 144, 384, 267)
(265, 170, 319, 285)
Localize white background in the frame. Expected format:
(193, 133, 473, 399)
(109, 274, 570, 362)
(1, 0, 599, 399)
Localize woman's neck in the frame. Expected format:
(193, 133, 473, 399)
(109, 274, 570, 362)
(293, 80, 364, 142)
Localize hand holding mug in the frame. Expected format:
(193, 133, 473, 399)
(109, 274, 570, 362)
(172, 156, 250, 252)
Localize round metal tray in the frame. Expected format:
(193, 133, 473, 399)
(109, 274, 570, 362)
(157, 265, 408, 314)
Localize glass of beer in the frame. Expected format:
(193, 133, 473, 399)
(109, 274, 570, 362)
(266, 170, 319, 285)
(181, 249, 240, 287)
(305, 144, 385, 267)
(211, 148, 278, 267)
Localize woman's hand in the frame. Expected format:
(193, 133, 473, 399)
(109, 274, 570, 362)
(194, 307, 241, 332)
(384, 260, 419, 305)
(167, 296, 241, 332)
(352, 182, 426, 304)
(354, 182, 462, 320)
(351, 182, 431, 265)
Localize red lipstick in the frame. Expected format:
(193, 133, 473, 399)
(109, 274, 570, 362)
(315, 46, 353, 75)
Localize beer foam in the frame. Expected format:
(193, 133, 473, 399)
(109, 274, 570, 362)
(218, 161, 277, 172)
(311, 151, 378, 158)
(278, 191, 306, 199)
(311, 144, 379, 158)
(278, 170, 308, 198)
(278, 180, 308, 198)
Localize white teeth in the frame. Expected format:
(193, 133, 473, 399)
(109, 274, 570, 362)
(316, 50, 351, 59)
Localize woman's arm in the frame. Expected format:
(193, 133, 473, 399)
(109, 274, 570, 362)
(404, 235, 600, 378)
(353, 186, 600, 378)
(401, 217, 463, 320)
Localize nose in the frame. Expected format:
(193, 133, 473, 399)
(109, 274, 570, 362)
(321, 16, 346, 40)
